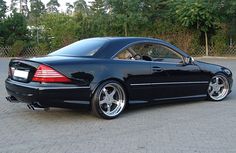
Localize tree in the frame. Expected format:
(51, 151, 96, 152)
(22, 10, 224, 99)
(39, 13, 78, 49)
(0, 0, 7, 19)
(0, 12, 28, 45)
(171, 0, 219, 56)
(90, 0, 107, 14)
(20, 0, 29, 16)
(29, 0, 45, 44)
(10, 0, 17, 12)
(46, 0, 60, 13)
(66, 2, 73, 15)
(218, 0, 236, 46)
(10, 0, 29, 16)
(30, 0, 45, 17)
(107, 0, 148, 36)
(74, 0, 88, 15)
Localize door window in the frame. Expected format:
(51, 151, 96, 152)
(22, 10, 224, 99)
(130, 43, 183, 63)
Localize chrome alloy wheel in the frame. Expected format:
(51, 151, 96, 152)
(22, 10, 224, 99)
(208, 75, 229, 101)
(98, 83, 126, 117)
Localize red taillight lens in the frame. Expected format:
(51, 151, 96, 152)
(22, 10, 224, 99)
(32, 65, 71, 83)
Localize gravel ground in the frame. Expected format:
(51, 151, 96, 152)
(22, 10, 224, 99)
(0, 58, 235, 153)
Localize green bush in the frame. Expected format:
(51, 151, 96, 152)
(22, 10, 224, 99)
(211, 29, 227, 55)
(10, 40, 25, 57)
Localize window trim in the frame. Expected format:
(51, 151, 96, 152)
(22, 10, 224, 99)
(147, 43, 184, 64)
(112, 41, 185, 64)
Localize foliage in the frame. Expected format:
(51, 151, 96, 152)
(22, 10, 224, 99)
(0, 0, 235, 56)
(0, 12, 29, 45)
(170, 0, 218, 32)
(74, 0, 88, 15)
(30, 0, 45, 18)
(211, 26, 228, 55)
(46, 0, 60, 13)
(0, 0, 7, 19)
(10, 40, 25, 56)
(39, 13, 78, 49)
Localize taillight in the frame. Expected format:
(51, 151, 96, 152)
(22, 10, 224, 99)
(9, 67, 14, 77)
(32, 65, 71, 83)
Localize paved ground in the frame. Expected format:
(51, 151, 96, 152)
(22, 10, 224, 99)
(0, 58, 236, 153)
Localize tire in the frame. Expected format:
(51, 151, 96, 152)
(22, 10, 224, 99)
(207, 74, 230, 101)
(91, 80, 127, 119)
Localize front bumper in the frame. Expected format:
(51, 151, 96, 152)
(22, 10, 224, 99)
(5, 78, 91, 106)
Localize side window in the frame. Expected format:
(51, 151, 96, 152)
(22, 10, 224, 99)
(115, 49, 134, 60)
(130, 43, 183, 63)
(148, 44, 181, 59)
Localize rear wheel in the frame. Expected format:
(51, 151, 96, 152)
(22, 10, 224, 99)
(91, 80, 126, 119)
(207, 74, 229, 101)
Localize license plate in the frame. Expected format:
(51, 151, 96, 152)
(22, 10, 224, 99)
(13, 69, 29, 79)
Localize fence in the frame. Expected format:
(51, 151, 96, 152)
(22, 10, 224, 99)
(190, 45, 236, 57)
(1, 45, 236, 57)
(0, 46, 52, 57)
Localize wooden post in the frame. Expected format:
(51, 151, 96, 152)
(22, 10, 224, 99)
(205, 31, 209, 56)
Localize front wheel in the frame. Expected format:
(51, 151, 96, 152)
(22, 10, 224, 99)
(207, 74, 230, 101)
(91, 80, 127, 119)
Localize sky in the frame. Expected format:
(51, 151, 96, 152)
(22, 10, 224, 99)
(5, 0, 93, 12)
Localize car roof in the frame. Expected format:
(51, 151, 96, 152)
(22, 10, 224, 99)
(90, 37, 189, 58)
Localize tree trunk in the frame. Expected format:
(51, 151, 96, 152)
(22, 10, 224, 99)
(124, 22, 128, 36)
(205, 31, 209, 56)
(20, 0, 22, 14)
(230, 36, 233, 47)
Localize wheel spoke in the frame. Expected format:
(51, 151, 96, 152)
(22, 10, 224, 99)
(209, 89, 215, 95)
(215, 77, 219, 84)
(109, 89, 116, 97)
(219, 84, 224, 88)
(106, 105, 111, 113)
(103, 88, 109, 96)
(112, 100, 119, 105)
(99, 99, 107, 105)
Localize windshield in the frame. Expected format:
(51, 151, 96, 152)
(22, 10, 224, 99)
(49, 38, 107, 57)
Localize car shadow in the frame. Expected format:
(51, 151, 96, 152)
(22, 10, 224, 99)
(124, 99, 208, 114)
(17, 97, 231, 121)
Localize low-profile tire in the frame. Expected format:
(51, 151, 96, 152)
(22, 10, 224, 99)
(207, 74, 230, 101)
(91, 80, 127, 119)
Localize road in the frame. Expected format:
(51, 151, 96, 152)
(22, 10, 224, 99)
(0, 58, 236, 153)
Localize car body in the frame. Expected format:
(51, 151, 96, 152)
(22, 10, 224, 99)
(5, 37, 233, 119)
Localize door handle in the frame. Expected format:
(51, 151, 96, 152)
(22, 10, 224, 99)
(152, 67, 163, 72)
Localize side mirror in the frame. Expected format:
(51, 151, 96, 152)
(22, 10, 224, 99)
(184, 56, 194, 65)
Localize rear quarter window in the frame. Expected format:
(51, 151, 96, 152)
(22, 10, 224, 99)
(49, 38, 107, 57)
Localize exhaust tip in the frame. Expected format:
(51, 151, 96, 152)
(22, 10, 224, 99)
(6, 96, 18, 103)
(27, 104, 35, 110)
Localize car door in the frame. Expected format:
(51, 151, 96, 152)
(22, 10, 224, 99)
(114, 48, 154, 103)
(130, 43, 209, 100)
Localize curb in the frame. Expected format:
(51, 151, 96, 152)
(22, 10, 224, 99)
(194, 56, 236, 60)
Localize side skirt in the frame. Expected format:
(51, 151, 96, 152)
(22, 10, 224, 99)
(129, 94, 207, 104)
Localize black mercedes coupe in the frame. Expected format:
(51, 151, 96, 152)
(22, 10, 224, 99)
(5, 37, 233, 119)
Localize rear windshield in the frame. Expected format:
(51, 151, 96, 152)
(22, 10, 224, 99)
(49, 38, 107, 57)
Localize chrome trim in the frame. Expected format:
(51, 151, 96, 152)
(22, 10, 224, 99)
(130, 81, 209, 86)
(38, 86, 90, 90)
(7, 79, 90, 90)
(63, 100, 90, 104)
(153, 94, 207, 101)
(129, 100, 148, 104)
(111, 40, 185, 64)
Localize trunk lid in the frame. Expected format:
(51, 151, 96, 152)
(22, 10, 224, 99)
(9, 59, 39, 83)
(8, 56, 96, 83)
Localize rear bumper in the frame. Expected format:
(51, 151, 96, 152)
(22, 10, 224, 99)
(5, 78, 91, 106)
